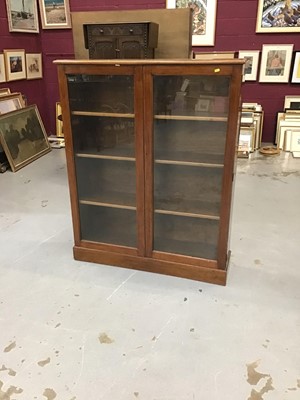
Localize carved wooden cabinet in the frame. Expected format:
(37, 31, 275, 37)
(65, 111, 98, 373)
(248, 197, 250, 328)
(55, 59, 243, 285)
(83, 22, 158, 59)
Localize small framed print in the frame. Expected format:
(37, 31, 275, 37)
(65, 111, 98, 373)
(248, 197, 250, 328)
(0, 93, 25, 115)
(26, 53, 43, 80)
(284, 95, 300, 110)
(38, 0, 72, 29)
(259, 44, 294, 83)
(0, 54, 7, 83)
(238, 50, 260, 81)
(194, 51, 237, 60)
(3, 49, 26, 82)
(166, 0, 217, 46)
(5, 0, 39, 33)
(291, 52, 300, 83)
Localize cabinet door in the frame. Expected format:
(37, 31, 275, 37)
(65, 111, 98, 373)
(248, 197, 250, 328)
(93, 39, 117, 59)
(118, 37, 145, 59)
(66, 68, 144, 253)
(144, 65, 238, 264)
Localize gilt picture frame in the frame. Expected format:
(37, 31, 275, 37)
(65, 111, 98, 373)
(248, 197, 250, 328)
(256, 0, 300, 33)
(166, 0, 217, 46)
(5, 0, 39, 33)
(259, 44, 294, 83)
(0, 105, 51, 172)
(38, 0, 72, 29)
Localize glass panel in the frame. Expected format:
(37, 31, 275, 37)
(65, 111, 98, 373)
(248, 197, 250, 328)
(154, 75, 230, 117)
(80, 204, 136, 247)
(68, 74, 136, 248)
(76, 158, 136, 207)
(67, 75, 134, 113)
(154, 164, 222, 217)
(154, 120, 227, 165)
(154, 214, 219, 259)
(72, 115, 135, 158)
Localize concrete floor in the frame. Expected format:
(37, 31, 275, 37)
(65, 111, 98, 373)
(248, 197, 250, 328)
(0, 149, 299, 400)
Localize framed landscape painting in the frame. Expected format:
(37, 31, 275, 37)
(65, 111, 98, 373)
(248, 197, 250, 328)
(256, 0, 300, 33)
(166, 0, 217, 46)
(5, 0, 39, 33)
(259, 44, 294, 83)
(0, 105, 51, 172)
(38, 0, 71, 29)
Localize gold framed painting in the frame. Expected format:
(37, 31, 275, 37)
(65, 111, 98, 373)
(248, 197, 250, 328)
(166, 0, 217, 46)
(0, 93, 25, 115)
(0, 105, 51, 172)
(3, 49, 26, 82)
(55, 102, 64, 137)
(256, 0, 300, 33)
(26, 53, 43, 79)
(38, 0, 72, 29)
(5, 0, 39, 33)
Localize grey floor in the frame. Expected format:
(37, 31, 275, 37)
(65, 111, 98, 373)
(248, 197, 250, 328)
(0, 149, 299, 400)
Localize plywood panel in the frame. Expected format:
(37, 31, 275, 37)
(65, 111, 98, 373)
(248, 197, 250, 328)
(71, 9, 192, 59)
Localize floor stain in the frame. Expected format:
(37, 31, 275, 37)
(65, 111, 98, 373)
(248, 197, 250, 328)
(248, 377, 274, 400)
(38, 358, 51, 367)
(298, 379, 300, 388)
(288, 387, 297, 391)
(41, 200, 48, 207)
(0, 365, 16, 376)
(0, 380, 23, 399)
(134, 392, 139, 397)
(3, 342, 16, 353)
(151, 336, 157, 341)
(54, 323, 61, 328)
(246, 360, 269, 385)
(98, 333, 114, 344)
(43, 388, 57, 400)
(254, 259, 261, 266)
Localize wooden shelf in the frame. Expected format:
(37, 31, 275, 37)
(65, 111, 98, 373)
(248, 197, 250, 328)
(155, 209, 219, 220)
(80, 199, 136, 211)
(154, 114, 228, 122)
(76, 153, 135, 161)
(72, 111, 134, 118)
(155, 159, 223, 168)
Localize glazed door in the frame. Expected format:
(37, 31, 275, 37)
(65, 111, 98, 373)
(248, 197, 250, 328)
(64, 66, 145, 255)
(144, 64, 237, 266)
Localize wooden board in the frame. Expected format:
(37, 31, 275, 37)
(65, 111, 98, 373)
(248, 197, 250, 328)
(71, 8, 192, 59)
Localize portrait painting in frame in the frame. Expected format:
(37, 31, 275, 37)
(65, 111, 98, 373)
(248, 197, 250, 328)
(256, 0, 300, 33)
(259, 44, 294, 83)
(5, 0, 39, 33)
(0, 105, 51, 172)
(38, 0, 72, 29)
(3, 49, 26, 82)
(166, 0, 218, 46)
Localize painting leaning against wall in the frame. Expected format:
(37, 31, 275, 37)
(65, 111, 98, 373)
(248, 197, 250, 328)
(5, 0, 39, 33)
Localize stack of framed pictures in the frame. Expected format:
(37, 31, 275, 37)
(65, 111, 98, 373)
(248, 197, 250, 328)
(0, 90, 51, 172)
(238, 103, 264, 157)
(276, 96, 300, 157)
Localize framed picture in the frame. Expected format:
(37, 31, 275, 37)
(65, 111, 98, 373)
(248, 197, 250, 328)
(26, 53, 43, 80)
(38, 0, 72, 29)
(291, 52, 300, 83)
(166, 0, 217, 46)
(3, 50, 26, 82)
(238, 50, 260, 81)
(56, 102, 64, 137)
(5, 0, 39, 33)
(0, 105, 51, 172)
(0, 93, 25, 115)
(256, 0, 300, 33)
(194, 51, 237, 60)
(0, 54, 6, 83)
(284, 95, 300, 110)
(259, 44, 294, 83)
(275, 111, 285, 144)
